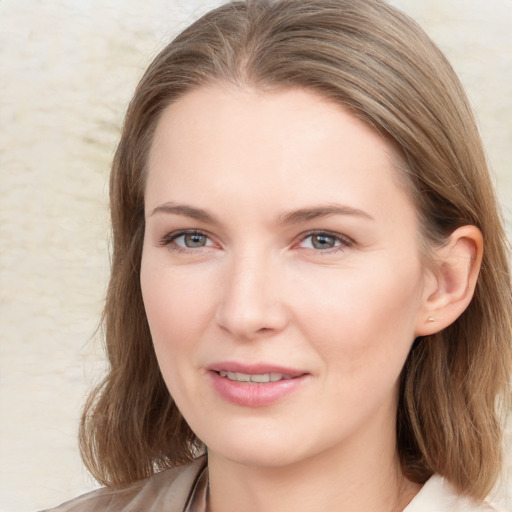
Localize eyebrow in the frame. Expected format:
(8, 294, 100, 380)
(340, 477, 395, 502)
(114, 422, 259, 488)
(150, 202, 373, 224)
(150, 203, 219, 224)
(277, 204, 374, 224)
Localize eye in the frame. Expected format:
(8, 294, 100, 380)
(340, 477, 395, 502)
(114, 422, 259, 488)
(298, 231, 353, 252)
(176, 233, 210, 248)
(159, 230, 214, 251)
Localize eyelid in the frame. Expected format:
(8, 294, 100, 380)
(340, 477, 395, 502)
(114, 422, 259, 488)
(295, 230, 355, 251)
(158, 229, 216, 250)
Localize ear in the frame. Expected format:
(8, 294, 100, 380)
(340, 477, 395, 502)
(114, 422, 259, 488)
(415, 225, 483, 336)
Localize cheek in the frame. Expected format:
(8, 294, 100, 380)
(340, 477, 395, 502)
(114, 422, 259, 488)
(140, 261, 217, 406)
(290, 259, 424, 368)
(140, 260, 214, 352)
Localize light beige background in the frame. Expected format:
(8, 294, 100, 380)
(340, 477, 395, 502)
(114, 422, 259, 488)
(0, 1, 511, 511)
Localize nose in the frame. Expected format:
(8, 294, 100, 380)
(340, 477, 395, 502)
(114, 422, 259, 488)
(215, 251, 289, 340)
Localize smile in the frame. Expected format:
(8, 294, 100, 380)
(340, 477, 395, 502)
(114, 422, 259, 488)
(208, 365, 309, 407)
(217, 371, 294, 383)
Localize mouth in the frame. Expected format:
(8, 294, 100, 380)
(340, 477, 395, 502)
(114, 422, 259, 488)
(216, 370, 295, 383)
(207, 363, 308, 407)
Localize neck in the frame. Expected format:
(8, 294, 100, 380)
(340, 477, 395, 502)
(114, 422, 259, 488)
(207, 426, 421, 512)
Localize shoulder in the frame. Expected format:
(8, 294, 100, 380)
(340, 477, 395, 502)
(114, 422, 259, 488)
(40, 457, 206, 512)
(405, 474, 500, 512)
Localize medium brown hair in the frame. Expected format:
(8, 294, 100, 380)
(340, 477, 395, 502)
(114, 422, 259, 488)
(80, 0, 512, 500)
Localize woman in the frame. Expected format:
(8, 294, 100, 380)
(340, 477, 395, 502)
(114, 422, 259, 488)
(45, 0, 511, 510)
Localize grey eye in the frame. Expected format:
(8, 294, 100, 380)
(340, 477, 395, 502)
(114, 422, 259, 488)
(182, 233, 208, 248)
(310, 234, 338, 249)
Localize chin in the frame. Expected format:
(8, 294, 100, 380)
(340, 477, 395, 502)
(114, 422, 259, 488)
(173, 412, 295, 468)
(201, 424, 321, 469)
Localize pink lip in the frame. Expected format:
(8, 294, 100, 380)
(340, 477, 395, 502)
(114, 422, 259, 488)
(209, 361, 305, 377)
(207, 361, 309, 407)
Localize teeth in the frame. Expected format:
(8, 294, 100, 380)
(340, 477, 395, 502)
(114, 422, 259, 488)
(251, 373, 270, 383)
(233, 372, 251, 382)
(218, 371, 291, 383)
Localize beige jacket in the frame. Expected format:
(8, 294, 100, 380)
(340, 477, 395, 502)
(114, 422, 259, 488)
(43, 457, 498, 512)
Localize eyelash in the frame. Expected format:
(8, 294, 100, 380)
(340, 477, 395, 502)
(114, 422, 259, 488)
(158, 230, 213, 253)
(297, 230, 354, 254)
(158, 229, 354, 254)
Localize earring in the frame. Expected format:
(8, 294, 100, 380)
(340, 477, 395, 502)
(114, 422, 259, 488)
(427, 316, 436, 323)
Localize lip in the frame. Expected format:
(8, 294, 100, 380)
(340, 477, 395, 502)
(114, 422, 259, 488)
(208, 361, 306, 377)
(207, 361, 309, 407)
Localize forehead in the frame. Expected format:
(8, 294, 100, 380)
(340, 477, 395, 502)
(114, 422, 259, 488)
(146, 84, 416, 227)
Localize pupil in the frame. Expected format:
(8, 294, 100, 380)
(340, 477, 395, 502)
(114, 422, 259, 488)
(185, 234, 206, 247)
(312, 235, 334, 249)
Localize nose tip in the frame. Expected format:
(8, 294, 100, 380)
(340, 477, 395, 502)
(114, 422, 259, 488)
(217, 306, 286, 339)
(215, 260, 288, 340)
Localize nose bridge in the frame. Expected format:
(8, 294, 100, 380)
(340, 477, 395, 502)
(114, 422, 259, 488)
(215, 246, 287, 338)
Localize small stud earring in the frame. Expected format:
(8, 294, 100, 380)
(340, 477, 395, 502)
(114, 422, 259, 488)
(427, 316, 436, 323)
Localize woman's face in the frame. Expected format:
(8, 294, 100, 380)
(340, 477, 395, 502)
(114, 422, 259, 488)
(141, 85, 432, 468)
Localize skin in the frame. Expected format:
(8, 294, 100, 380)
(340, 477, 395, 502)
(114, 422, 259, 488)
(140, 85, 481, 512)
